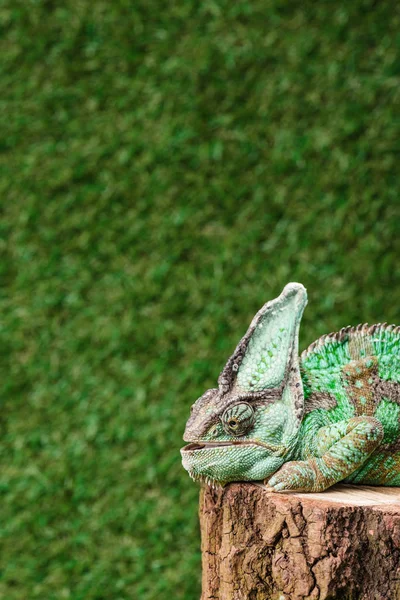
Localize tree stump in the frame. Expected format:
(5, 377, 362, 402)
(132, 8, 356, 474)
(199, 483, 400, 600)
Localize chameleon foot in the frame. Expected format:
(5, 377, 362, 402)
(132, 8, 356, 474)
(266, 460, 320, 492)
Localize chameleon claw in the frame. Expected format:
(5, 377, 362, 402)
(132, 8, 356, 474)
(263, 483, 275, 492)
(267, 475, 278, 487)
(271, 482, 287, 492)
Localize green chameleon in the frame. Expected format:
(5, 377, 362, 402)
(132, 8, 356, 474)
(181, 283, 400, 492)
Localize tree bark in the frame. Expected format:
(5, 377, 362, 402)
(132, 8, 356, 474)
(199, 482, 400, 600)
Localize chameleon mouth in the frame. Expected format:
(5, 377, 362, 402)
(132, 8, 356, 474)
(182, 442, 235, 451)
(182, 440, 289, 457)
(181, 440, 278, 452)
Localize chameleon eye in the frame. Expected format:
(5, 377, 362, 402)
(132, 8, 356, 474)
(221, 402, 255, 436)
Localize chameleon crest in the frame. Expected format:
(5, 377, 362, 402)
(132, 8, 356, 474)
(181, 283, 400, 492)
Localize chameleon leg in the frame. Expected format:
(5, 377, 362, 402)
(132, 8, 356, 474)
(267, 417, 384, 492)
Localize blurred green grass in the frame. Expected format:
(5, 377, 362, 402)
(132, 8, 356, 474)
(1, 1, 400, 598)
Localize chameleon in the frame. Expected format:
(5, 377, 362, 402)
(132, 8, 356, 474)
(181, 283, 400, 492)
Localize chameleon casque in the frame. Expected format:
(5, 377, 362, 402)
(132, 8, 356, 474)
(181, 283, 400, 492)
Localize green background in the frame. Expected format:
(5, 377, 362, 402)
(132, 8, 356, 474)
(1, 1, 400, 598)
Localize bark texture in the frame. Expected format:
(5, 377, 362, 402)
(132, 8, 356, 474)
(199, 483, 400, 600)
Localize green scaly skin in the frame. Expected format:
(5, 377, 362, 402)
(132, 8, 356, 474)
(181, 283, 400, 492)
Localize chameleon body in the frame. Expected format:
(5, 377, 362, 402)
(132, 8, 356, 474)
(181, 283, 400, 492)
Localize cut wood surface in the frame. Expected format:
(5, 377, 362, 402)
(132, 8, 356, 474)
(199, 483, 400, 600)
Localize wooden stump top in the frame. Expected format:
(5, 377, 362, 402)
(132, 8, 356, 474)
(267, 482, 400, 509)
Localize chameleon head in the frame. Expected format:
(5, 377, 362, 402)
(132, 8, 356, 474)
(181, 283, 307, 486)
(181, 389, 294, 485)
